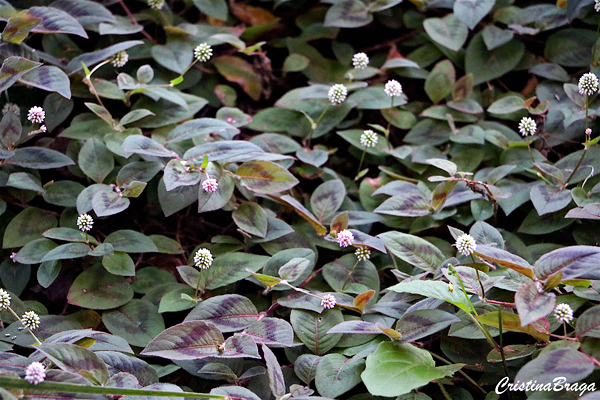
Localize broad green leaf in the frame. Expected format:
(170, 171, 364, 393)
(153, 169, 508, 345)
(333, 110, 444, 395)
(388, 280, 470, 312)
(296, 148, 328, 167)
(192, 0, 228, 20)
(310, 179, 345, 222)
(315, 354, 365, 398)
(67, 41, 143, 75)
(0, 112, 22, 148)
(213, 55, 262, 101)
(49, 0, 116, 26)
(121, 135, 177, 158)
(481, 25, 514, 51)
(465, 34, 525, 85)
(6, 172, 43, 192)
(166, 118, 239, 144)
(184, 294, 259, 332)
(0, 56, 41, 93)
(211, 386, 261, 400)
(43, 227, 97, 244)
(243, 318, 294, 347)
(19, 66, 71, 99)
(487, 95, 526, 114)
(163, 159, 201, 192)
(294, 354, 321, 385)
(453, 0, 494, 30)
(515, 281, 556, 326)
(102, 252, 135, 276)
(116, 161, 163, 187)
(379, 231, 444, 272)
(151, 42, 193, 74)
(530, 184, 571, 216)
(104, 230, 158, 253)
(324, 0, 372, 28)
(278, 258, 310, 282)
(534, 246, 600, 281)
(374, 192, 432, 217)
(232, 202, 268, 238)
(362, 342, 463, 397)
(102, 300, 165, 347)
(423, 14, 468, 52)
(3, 207, 57, 248)
(119, 109, 154, 126)
(237, 160, 299, 194)
(14, 238, 58, 264)
(92, 190, 130, 217)
(575, 305, 600, 339)
(26, 6, 87, 37)
(6, 147, 74, 169)
(475, 244, 534, 279)
(184, 141, 265, 163)
(274, 194, 326, 235)
(283, 53, 309, 73)
(36, 343, 109, 385)
(79, 138, 114, 183)
(397, 310, 461, 343)
(37, 260, 61, 288)
(290, 308, 344, 355)
(425, 60, 455, 104)
(477, 311, 549, 342)
(514, 348, 594, 385)
(545, 29, 596, 67)
(67, 265, 134, 309)
(202, 252, 269, 290)
(198, 173, 235, 213)
(323, 253, 379, 294)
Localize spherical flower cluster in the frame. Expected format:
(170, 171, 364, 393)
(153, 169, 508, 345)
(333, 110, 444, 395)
(193, 248, 213, 269)
(578, 72, 599, 96)
(111, 51, 129, 68)
(27, 106, 44, 124)
(194, 43, 213, 62)
(2, 103, 19, 116)
(596, 0, 600, 12)
(40, 125, 47, 133)
(25, 362, 46, 385)
(328, 84, 347, 105)
(360, 129, 378, 148)
(384, 80, 403, 97)
(0, 288, 11, 310)
(586, 128, 592, 136)
(554, 303, 574, 323)
(336, 229, 354, 247)
(355, 246, 371, 261)
(518, 117, 537, 137)
(77, 213, 93, 232)
(147, 0, 165, 10)
(455, 234, 477, 256)
(202, 178, 218, 193)
(22, 311, 40, 330)
(352, 52, 369, 70)
(320, 294, 336, 309)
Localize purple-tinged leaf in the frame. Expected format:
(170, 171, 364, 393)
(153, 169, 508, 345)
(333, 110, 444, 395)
(323, 254, 379, 295)
(26, 6, 87, 37)
(202, 252, 269, 290)
(310, 179, 345, 222)
(575, 305, 600, 339)
(241, 318, 294, 347)
(397, 310, 461, 342)
(352, 230, 387, 254)
(184, 141, 263, 163)
(97, 351, 158, 386)
(66, 40, 144, 74)
(374, 192, 432, 217)
(237, 160, 299, 194)
(49, 0, 116, 26)
(273, 194, 326, 235)
(92, 190, 130, 217)
(477, 311, 549, 342)
(379, 231, 445, 272)
(389, 280, 471, 313)
(1, 13, 40, 44)
(294, 354, 321, 385)
(184, 294, 259, 332)
(141, 321, 224, 360)
(36, 343, 109, 385)
(122, 135, 178, 158)
(534, 246, 600, 281)
(19, 66, 71, 99)
(327, 320, 380, 334)
(530, 184, 572, 215)
(278, 258, 310, 282)
(211, 386, 261, 400)
(315, 354, 365, 398)
(218, 335, 260, 359)
(163, 159, 201, 192)
(166, 118, 239, 143)
(515, 281, 555, 326)
(262, 344, 286, 399)
(5, 146, 74, 169)
(475, 244, 534, 279)
(514, 348, 594, 385)
(290, 309, 343, 355)
(232, 202, 268, 238)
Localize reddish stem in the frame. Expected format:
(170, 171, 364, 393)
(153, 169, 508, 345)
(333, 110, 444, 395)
(117, 0, 158, 45)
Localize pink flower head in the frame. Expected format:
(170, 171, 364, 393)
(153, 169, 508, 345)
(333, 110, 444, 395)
(336, 229, 354, 247)
(25, 362, 46, 385)
(321, 294, 336, 309)
(27, 106, 45, 124)
(202, 178, 218, 193)
(40, 125, 47, 133)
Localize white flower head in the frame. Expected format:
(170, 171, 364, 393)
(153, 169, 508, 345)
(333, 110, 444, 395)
(194, 43, 213, 62)
(22, 311, 40, 330)
(111, 51, 128, 68)
(455, 234, 476, 256)
(352, 52, 369, 70)
(0, 288, 11, 310)
(147, 0, 165, 10)
(336, 229, 354, 247)
(27, 106, 44, 124)
(355, 246, 371, 261)
(518, 117, 537, 137)
(193, 248, 213, 269)
(321, 294, 336, 309)
(554, 303, 574, 323)
(25, 362, 46, 385)
(384, 80, 403, 97)
(77, 213, 93, 232)
(360, 129, 378, 148)
(328, 84, 347, 105)
(579, 72, 599, 96)
(596, 0, 600, 12)
(202, 178, 218, 193)
(2, 103, 19, 116)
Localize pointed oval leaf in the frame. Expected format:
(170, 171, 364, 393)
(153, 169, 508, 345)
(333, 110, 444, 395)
(242, 318, 294, 347)
(514, 348, 594, 386)
(232, 202, 268, 238)
(36, 343, 109, 385)
(237, 160, 299, 194)
(534, 246, 600, 281)
(67, 265, 134, 310)
(79, 138, 114, 183)
(397, 310, 461, 343)
(102, 300, 165, 347)
(575, 305, 600, 339)
(6, 147, 74, 169)
(184, 294, 259, 332)
(41, 243, 91, 262)
(315, 354, 365, 398)
(530, 185, 572, 216)
(475, 244, 534, 279)
(290, 308, 344, 355)
(310, 179, 346, 222)
(515, 281, 556, 326)
(423, 14, 468, 52)
(379, 231, 445, 272)
(19, 66, 71, 99)
(121, 135, 178, 158)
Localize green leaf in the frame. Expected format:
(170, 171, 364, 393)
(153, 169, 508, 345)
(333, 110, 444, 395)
(274, 194, 326, 235)
(424, 60, 455, 104)
(1, 12, 41, 43)
(310, 179, 346, 223)
(163, 159, 201, 192)
(545, 29, 596, 67)
(37, 260, 61, 288)
(465, 34, 525, 85)
(202, 252, 269, 290)
(121, 135, 178, 158)
(237, 160, 299, 194)
(6, 172, 44, 192)
(481, 25, 514, 51)
(283, 53, 309, 73)
(262, 344, 285, 399)
(290, 308, 344, 355)
(92, 190, 130, 217)
(79, 138, 114, 183)
(166, 119, 239, 144)
(3, 207, 58, 248)
(0, 112, 22, 148)
(102, 251, 135, 276)
(530, 184, 571, 216)
(102, 300, 165, 347)
(534, 246, 600, 281)
(213, 55, 262, 101)
(379, 231, 444, 272)
(50, 0, 116, 26)
(315, 354, 365, 398)
(323, 254, 379, 294)
(97, 351, 158, 386)
(151, 42, 193, 74)
(5, 147, 74, 169)
(397, 310, 461, 343)
(514, 348, 594, 386)
(515, 281, 556, 326)
(232, 202, 268, 238)
(362, 342, 463, 397)
(243, 318, 294, 347)
(477, 311, 549, 342)
(324, 0, 372, 28)
(67, 265, 134, 310)
(389, 280, 471, 312)
(26, 6, 87, 37)
(296, 148, 328, 167)
(192, 0, 228, 20)
(14, 238, 58, 264)
(18, 66, 71, 99)
(295, 354, 321, 385)
(184, 294, 259, 333)
(487, 95, 526, 114)
(43, 227, 97, 244)
(104, 230, 158, 253)
(0, 55, 42, 92)
(575, 305, 600, 339)
(423, 14, 468, 52)
(374, 192, 431, 217)
(116, 161, 163, 187)
(198, 173, 235, 213)
(40, 243, 91, 262)
(36, 343, 109, 385)
(278, 258, 310, 282)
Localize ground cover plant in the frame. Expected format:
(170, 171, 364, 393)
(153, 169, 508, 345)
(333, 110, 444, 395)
(2, 0, 600, 399)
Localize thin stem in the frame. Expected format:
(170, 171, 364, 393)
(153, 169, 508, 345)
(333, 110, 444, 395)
(470, 255, 486, 301)
(385, 97, 394, 150)
(306, 104, 331, 147)
(117, 0, 158, 44)
(429, 352, 487, 394)
(498, 309, 510, 379)
(485, 299, 515, 308)
(194, 271, 201, 300)
(455, 272, 477, 316)
(6, 307, 41, 345)
(0, 376, 226, 399)
(564, 94, 590, 187)
(436, 381, 452, 400)
(355, 148, 367, 180)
